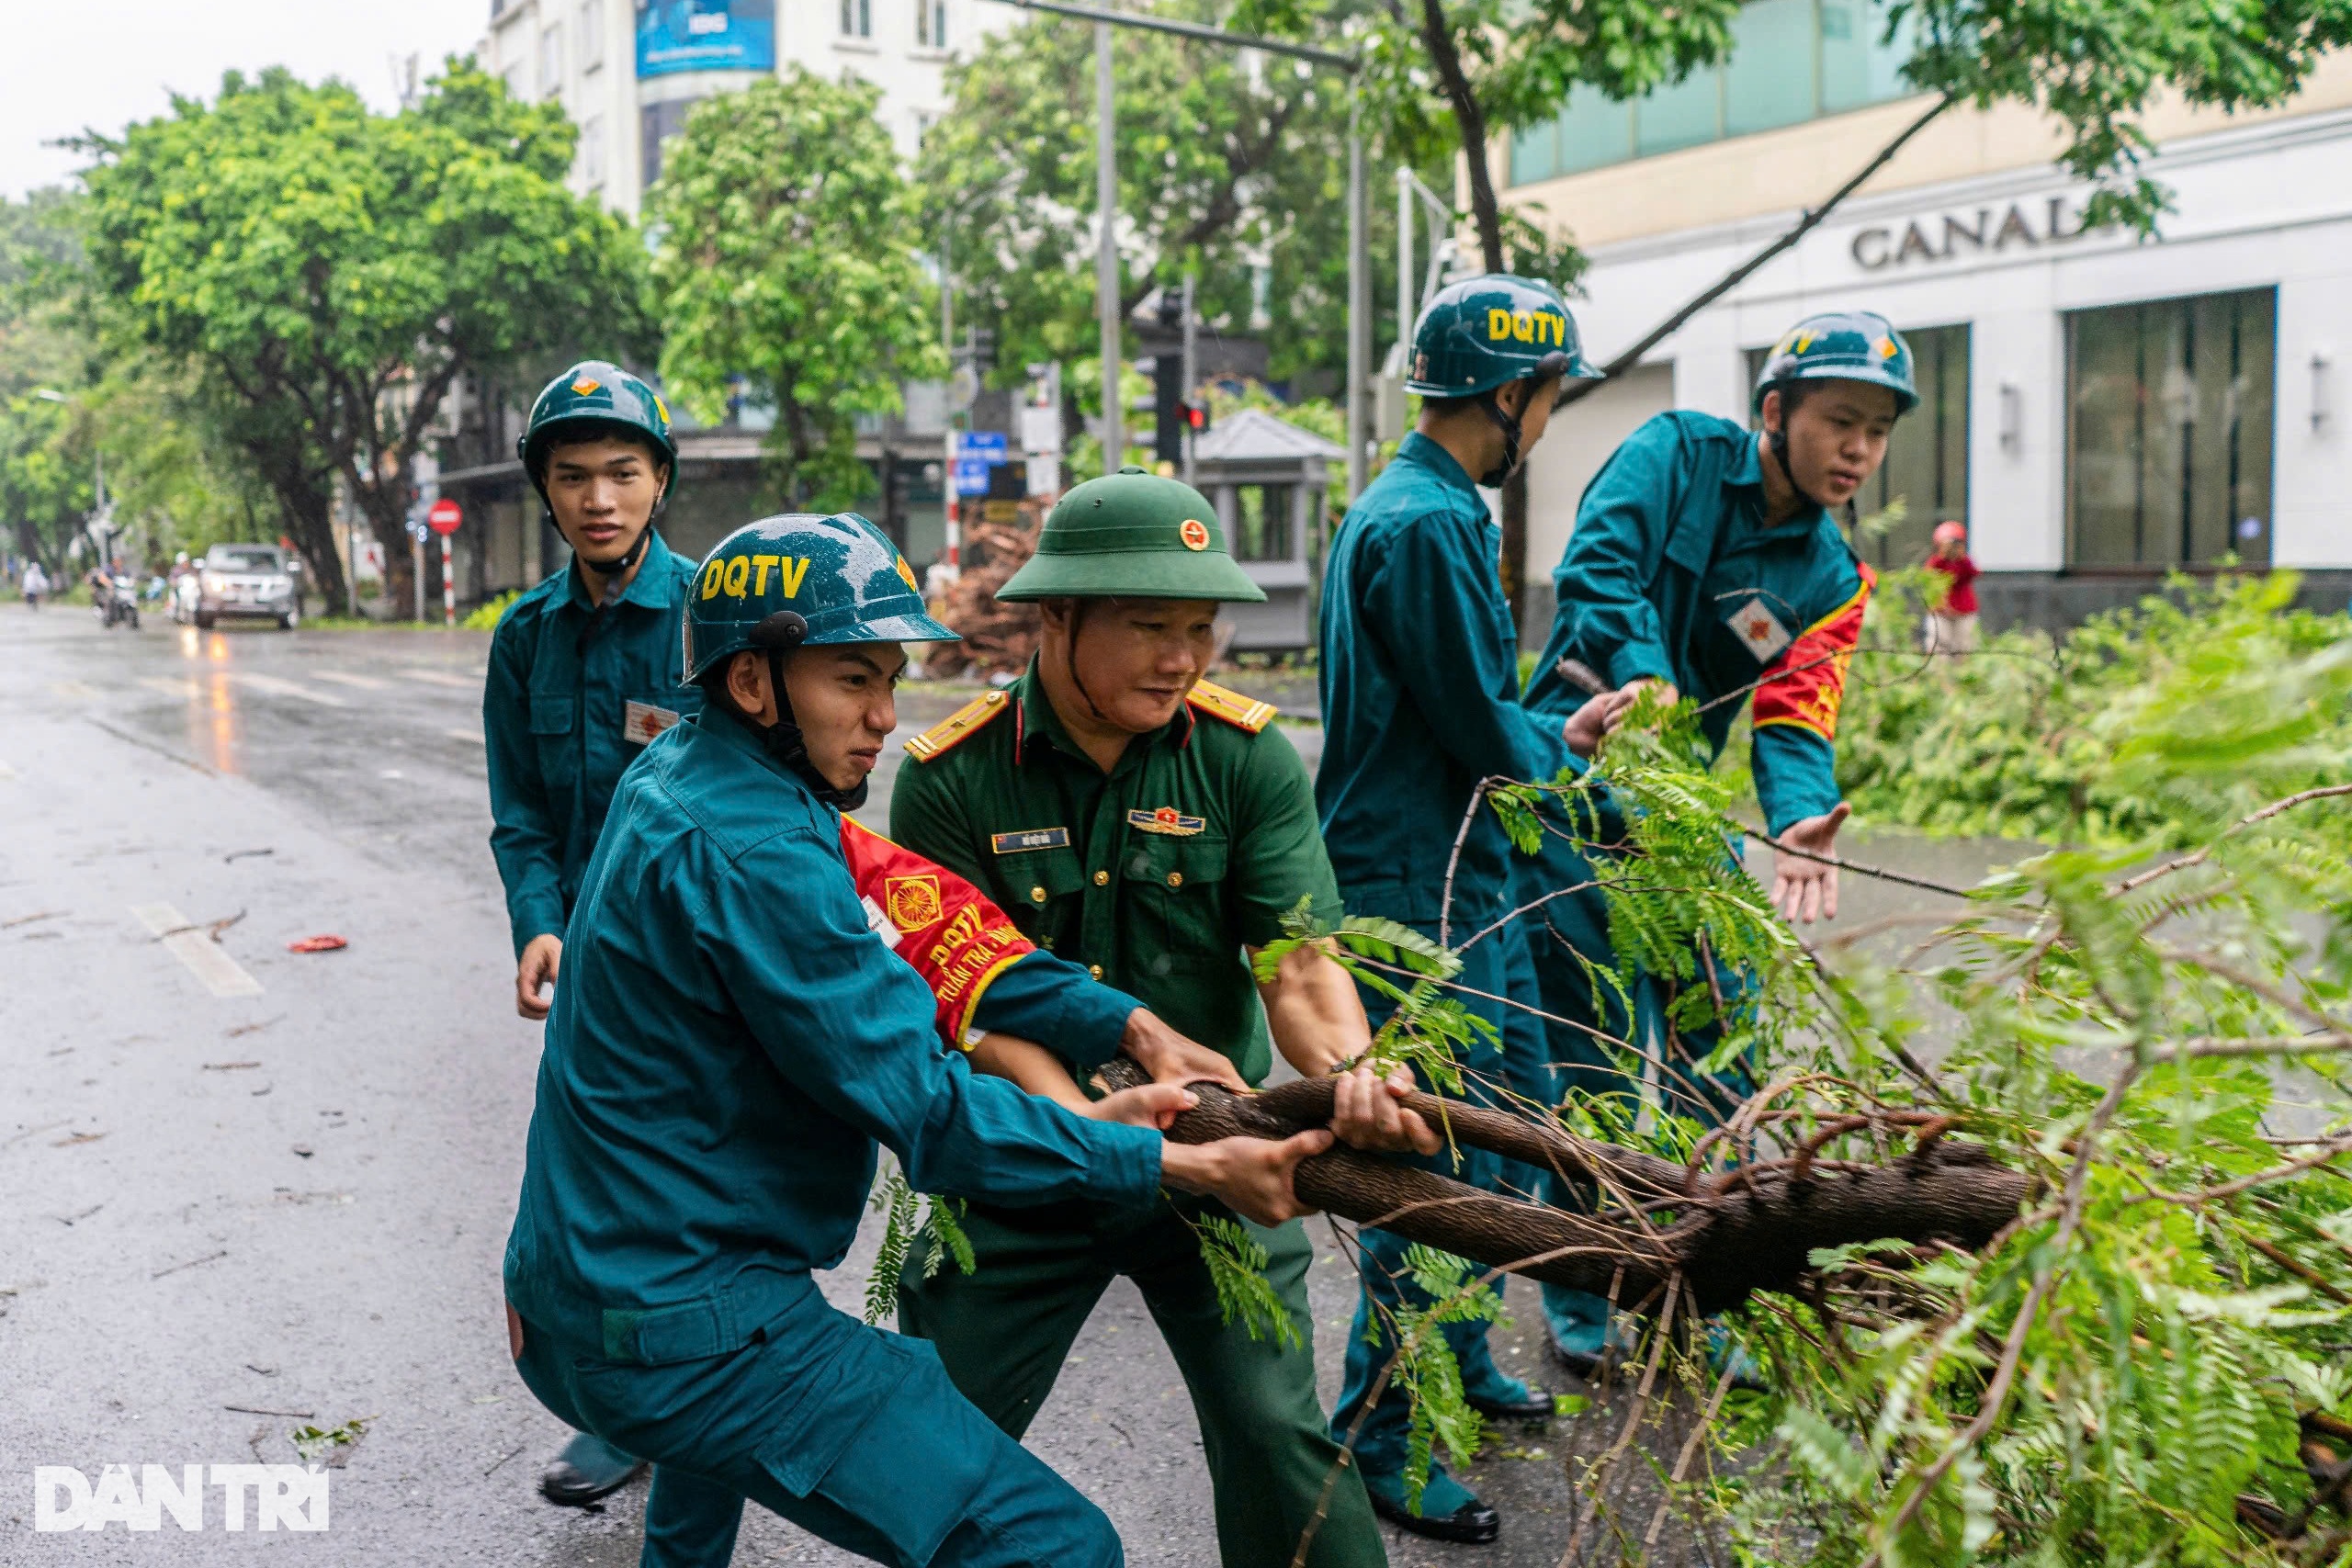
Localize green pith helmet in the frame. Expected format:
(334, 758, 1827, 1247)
(995, 468, 1265, 604)
(517, 360, 678, 484)
(1403, 273, 1602, 399)
(1752, 311, 1918, 416)
(683, 513, 955, 683)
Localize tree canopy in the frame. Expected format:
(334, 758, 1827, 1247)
(649, 69, 944, 512)
(77, 61, 649, 608)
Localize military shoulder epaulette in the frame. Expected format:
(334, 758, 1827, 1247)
(904, 687, 1012, 761)
(1186, 679, 1278, 735)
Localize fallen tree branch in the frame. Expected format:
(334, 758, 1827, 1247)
(1104, 1063, 2031, 1315)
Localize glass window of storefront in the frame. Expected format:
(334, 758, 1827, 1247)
(1745, 321, 1969, 569)
(1510, 0, 1917, 186)
(2066, 288, 2275, 570)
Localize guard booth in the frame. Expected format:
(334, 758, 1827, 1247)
(1190, 409, 1342, 651)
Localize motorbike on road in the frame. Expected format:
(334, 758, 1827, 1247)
(91, 570, 141, 631)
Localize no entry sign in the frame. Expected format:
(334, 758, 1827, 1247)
(426, 499, 463, 536)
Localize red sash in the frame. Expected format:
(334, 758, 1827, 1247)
(838, 817, 1035, 1048)
(1752, 563, 1874, 743)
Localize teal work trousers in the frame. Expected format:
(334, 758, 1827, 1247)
(511, 1272, 1121, 1568)
(897, 1201, 1385, 1568)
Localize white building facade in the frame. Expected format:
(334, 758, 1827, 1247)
(478, 0, 1012, 218)
(1503, 6, 2352, 631)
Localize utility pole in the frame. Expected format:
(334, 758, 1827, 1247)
(1180, 274, 1198, 486)
(940, 216, 960, 579)
(1345, 88, 1368, 502)
(1094, 20, 1121, 471)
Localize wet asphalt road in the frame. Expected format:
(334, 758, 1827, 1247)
(0, 604, 2009, 1565)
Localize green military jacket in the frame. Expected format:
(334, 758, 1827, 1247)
(889, 665, 1338, 1087)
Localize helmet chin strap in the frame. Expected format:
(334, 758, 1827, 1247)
(1470, 355, 1569, 488)
(1764, 388, 1826, 514)
(1473, 390, 1525, 489)
(560, 483, 669, 655)
(720, 612, 869, 811)
(1065, 600, 1109, 724)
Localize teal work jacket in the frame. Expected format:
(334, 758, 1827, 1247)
(1524, 412, 1873, 835)
(483, 531, 701, 957)
(1317, 433, 1579, 929)
(502, 705, 1163, 1364)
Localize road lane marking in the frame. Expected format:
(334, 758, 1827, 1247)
(50, 681, 100, 700)
(406, 668, 479, 690)
(131, 903, 264, 998)
(234, 672, 347, 708)
(139, 676, 203, 699)
(444, 728, 486, 746)
(314, 671, 389, 691)
(0, 761, 17, 781)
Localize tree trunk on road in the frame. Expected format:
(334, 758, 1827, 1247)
(1106, 1064, 2031, 1314)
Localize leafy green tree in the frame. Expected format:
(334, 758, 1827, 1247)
(919, 3, 1438, 412)
(649, 70, 945, 512)
(0, 190, 99, 572)
(77, 62, 649, 611)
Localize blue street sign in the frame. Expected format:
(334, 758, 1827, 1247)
(956, 432, 1009, 460)
(953, 458, 994, 496)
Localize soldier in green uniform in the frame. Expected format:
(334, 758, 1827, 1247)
(890, 468, 1432, 1568)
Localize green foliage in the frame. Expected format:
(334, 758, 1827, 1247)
(1901, 0, 2352, 234)
(650, 71, 944, 513)
(1388, 1245, 1502, 1511)
(462, 591, 521, 632)
(1838, 572, 2352, 849)
(78, 60, 647, 605)
(918, 2, 1438, 396)
(288, 1416, 371, 1464)
(1253, 596, 2352, 1560)
(865, 1171, 979, 1326)
(1191, 1213, 1305, 1350)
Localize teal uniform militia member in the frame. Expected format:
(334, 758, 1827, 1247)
(483, 370, 1170, 1517)
(1317, 275, 1621, 1543)
(482, 361, 695, 1506)
(503, 513, 1332, 1568)
(1516, 310, 1913, 1366)
(891, 470, 1436, 1568)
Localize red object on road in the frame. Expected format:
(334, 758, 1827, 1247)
(426, 499, 463, 536)
(286, 934, 348, 953)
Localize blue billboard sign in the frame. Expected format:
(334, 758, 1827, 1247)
(956, 432, 1009, 460)
(636, 0, 776, 78)
(953, 459, 995, 497)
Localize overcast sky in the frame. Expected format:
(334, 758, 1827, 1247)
(1, 0, 490, 199)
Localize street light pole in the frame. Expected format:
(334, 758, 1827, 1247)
(1095, 20, 1122, 472)
(1348, 122, 1371, 501)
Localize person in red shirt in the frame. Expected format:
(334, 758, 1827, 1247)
(1925, 519, 1980, 654)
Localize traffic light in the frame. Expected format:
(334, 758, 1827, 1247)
(1152, 346, 1185, 467)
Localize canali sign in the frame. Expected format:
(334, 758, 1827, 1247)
(1849, 197, 2098, 271)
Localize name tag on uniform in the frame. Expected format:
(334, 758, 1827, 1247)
(861, 894, 903, 950)
(1127, 807, 1205, 836)
(623, 700, 683, 746)
(991, 827, 1070, 854)
(1723, 598, 1793, 664)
